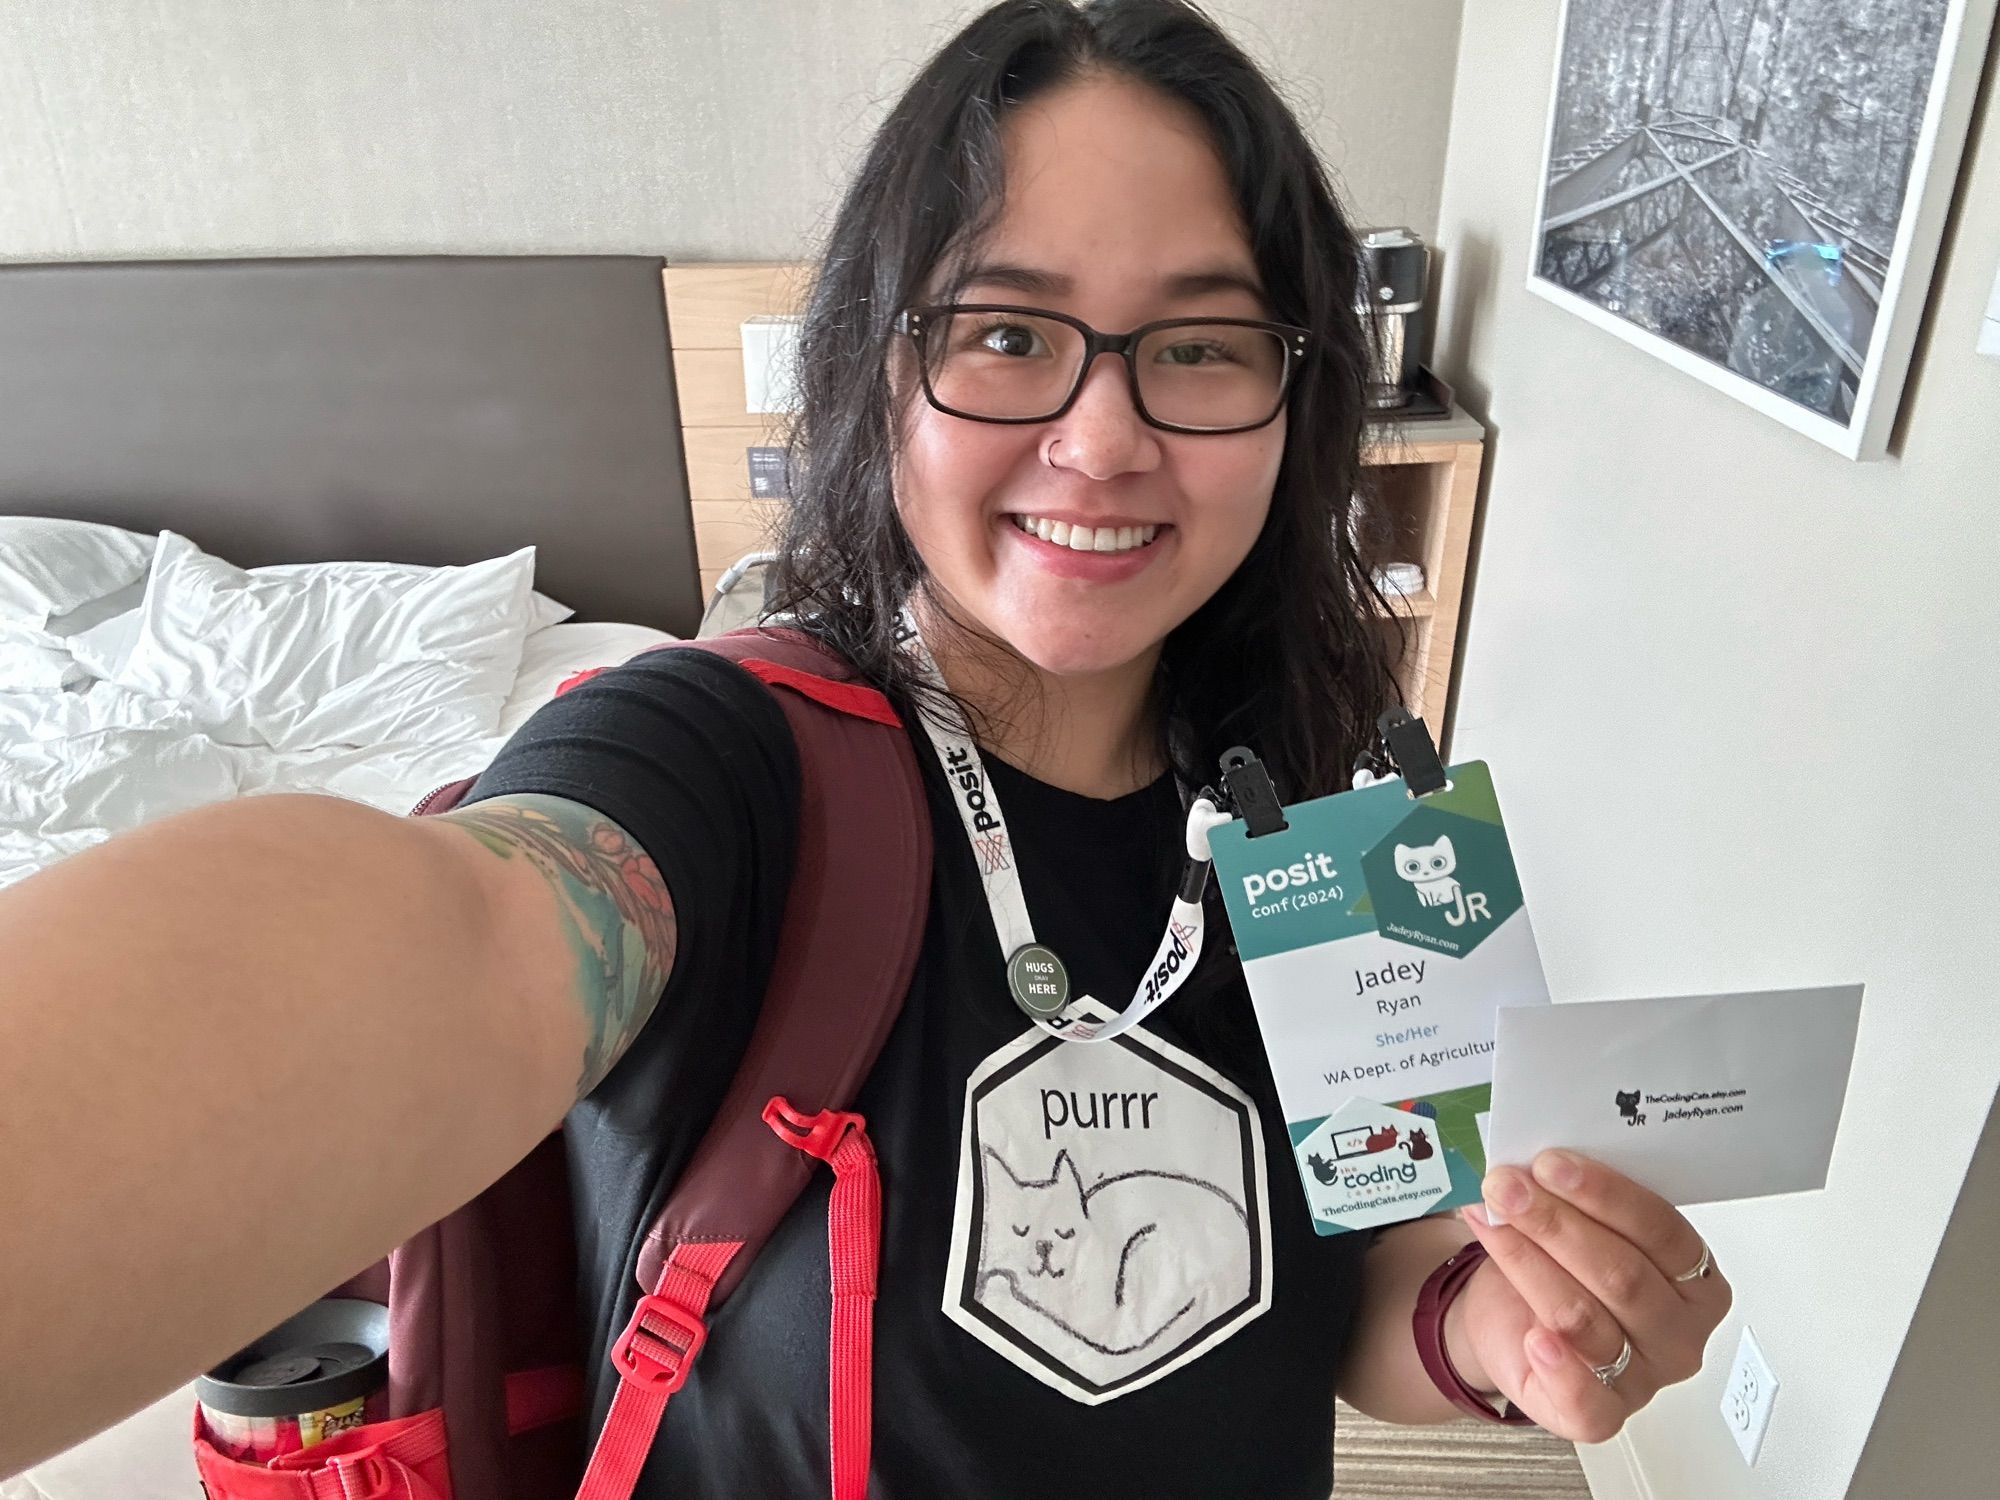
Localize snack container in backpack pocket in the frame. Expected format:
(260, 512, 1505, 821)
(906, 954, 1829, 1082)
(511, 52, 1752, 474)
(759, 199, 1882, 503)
(195, 1299, 390, 1461)
(192, 1404, 455, 1500)
(193, 1296, 454, 1499)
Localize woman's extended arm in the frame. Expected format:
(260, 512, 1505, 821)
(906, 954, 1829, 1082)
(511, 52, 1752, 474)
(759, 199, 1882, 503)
(0, 790, 675, 1476)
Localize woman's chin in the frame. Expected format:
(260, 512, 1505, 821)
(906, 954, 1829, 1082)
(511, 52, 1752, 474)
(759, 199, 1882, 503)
(922, 570, 1180, 682)
(988, 617, 1165, 681)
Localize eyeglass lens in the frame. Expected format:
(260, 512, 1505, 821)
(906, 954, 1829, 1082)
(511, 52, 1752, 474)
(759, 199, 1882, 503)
(916, 310, 1288, 429)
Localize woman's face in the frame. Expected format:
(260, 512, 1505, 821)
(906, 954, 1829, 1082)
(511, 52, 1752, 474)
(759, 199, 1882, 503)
(892, 73, 1284, 681)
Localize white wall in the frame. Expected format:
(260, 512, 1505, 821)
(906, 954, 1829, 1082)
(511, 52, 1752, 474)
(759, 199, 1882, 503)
(0, 0, 1461, 264)
(1433, 4, 2000, 1497)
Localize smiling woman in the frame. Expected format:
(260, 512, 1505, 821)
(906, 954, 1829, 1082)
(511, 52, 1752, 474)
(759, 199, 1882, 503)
(749, 4, 1724, 1470)
(775, 1, 1395, 808)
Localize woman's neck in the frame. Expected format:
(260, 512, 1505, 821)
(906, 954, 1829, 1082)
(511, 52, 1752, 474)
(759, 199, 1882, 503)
(913, 594, 1166, 800)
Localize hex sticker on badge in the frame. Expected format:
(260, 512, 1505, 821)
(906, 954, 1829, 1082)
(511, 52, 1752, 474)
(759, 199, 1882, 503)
(942, 1014, 1273, 1405)
(1293, 1098, 1451, 1232)
(1358, 801, 1523, 960)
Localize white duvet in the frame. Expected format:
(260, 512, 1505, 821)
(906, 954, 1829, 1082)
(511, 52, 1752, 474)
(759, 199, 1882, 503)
(0, 626, 674, 889)
(0, 687, 496, 889)
(0, 523, 672, 893)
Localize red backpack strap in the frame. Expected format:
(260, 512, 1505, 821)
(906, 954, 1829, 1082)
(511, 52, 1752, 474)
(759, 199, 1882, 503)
(632, 627, 920, 1292)
(761, 1099, 881, 1500)
(407, 626, 902, 818)
(578, 626, 929, 1500)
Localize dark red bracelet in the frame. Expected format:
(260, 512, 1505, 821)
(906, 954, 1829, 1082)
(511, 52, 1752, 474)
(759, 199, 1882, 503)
(1413, 1239, 1536, 1425)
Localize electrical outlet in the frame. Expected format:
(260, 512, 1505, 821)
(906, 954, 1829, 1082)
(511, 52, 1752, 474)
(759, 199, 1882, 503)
(1720, 1325, 1779, 1465)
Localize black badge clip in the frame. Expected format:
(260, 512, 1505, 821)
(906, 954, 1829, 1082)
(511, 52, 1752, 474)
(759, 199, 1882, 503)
(1219, 746, 1288, 838)
(1377, 707, 1448, 797)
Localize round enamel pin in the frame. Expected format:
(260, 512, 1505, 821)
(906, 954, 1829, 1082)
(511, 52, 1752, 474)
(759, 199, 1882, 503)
(1006, 943, 1070, 1021)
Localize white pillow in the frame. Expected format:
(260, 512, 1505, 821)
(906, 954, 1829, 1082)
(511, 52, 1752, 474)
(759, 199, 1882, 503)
(62, 575, 571, 687)
(100, 532, 540, 750)
(496, 621, 677, 740)
(529, 589, 576, 632)
(0, 517, 155, 629)
(254, 559, 575, 634)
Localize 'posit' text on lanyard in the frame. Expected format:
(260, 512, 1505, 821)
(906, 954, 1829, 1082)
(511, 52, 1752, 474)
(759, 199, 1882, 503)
(897, 607, 1229, 1043)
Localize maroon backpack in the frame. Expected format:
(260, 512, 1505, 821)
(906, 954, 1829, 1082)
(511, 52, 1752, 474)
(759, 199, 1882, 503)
(191, 628, 933, 1500)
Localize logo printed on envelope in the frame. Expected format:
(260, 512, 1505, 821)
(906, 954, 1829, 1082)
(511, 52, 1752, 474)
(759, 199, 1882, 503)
(1486, 985, 1863, 1208)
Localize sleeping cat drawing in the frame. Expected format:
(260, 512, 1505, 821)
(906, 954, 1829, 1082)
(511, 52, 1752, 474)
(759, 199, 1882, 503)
(976, 1146, 1253, 1359)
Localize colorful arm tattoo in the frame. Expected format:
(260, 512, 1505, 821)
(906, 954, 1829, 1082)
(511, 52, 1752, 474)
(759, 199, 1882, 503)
(439, 794, 677, 1098)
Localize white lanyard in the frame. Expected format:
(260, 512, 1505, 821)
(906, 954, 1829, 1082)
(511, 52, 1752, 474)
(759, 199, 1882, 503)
(897, 608, 1231, 1043)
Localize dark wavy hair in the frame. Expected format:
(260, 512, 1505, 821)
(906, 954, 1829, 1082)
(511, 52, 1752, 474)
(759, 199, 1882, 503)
(769, 0, 1402, 802)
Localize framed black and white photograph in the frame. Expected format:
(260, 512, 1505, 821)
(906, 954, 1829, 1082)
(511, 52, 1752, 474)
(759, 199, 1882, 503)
(1528, 0, 1997, 460)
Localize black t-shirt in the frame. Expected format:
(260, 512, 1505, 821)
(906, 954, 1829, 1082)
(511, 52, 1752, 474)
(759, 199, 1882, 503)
(467, 648, 1374, 1498)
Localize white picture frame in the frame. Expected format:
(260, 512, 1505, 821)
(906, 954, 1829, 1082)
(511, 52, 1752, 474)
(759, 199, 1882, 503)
(1527, 0, 1997, 461)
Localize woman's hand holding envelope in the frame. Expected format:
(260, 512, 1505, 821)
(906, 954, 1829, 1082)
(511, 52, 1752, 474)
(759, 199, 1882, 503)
(1449, 1148, 1732, 1443)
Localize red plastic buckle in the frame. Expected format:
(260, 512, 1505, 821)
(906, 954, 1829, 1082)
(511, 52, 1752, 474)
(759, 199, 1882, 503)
(609, 1295, 709, 1394)
(763, 1096, 866, 1163)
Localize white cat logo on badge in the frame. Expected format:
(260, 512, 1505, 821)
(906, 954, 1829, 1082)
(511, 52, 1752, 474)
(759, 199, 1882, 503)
(943, 1016, 1273, 1405)
(1394, 836, 1492, 928)
(1395, 835, 1462, 907)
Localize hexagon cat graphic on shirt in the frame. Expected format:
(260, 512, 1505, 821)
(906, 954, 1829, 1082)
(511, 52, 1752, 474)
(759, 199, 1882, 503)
(976, 1145, 1251, 1359)
(944, 1012, 1272, 1405)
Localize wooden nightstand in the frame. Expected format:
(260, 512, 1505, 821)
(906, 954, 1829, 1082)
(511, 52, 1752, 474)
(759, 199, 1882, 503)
(1361, 402, 1487, 754)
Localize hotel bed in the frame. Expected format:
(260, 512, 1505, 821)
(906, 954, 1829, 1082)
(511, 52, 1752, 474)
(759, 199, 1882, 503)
(0, 254, 710, 1496)
(0, 253, 706, 885)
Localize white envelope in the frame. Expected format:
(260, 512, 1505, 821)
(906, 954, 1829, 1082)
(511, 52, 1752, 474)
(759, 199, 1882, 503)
(1484, 984, 1863, 1209)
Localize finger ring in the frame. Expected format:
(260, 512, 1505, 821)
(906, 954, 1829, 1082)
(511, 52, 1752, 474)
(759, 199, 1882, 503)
(1673, 1242, 1714, 1282)
(1591, 1336, 1633, 1389)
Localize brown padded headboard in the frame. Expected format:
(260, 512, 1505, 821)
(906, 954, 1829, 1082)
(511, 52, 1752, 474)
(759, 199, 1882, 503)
(0, 255, 702, 635)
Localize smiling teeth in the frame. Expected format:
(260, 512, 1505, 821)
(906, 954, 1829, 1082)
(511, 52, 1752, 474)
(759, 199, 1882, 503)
(1013, 516, 1161, 552)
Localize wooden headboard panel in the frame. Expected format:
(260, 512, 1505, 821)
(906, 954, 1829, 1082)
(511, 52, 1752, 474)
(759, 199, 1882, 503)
(661, 262, 811, 595)
(0, 255, 704, 635)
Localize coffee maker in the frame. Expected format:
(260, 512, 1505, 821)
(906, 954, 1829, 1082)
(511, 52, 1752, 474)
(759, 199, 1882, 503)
(1356, 228, 1430, 410)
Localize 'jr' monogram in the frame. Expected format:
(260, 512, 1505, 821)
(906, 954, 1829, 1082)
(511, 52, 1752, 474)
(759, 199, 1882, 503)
(1441, 888, 1491, 927)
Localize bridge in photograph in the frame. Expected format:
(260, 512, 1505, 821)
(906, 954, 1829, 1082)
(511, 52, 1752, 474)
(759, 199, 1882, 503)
(1535, 0, 1902, 420)
(1540, 110, 1882, 387)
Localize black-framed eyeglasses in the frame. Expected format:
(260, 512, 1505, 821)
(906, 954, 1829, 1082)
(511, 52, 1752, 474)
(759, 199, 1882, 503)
(893, 303, 1313, 435)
